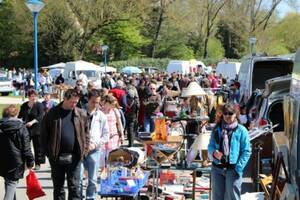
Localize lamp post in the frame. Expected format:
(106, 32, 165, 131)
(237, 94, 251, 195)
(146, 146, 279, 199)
(249, 37, 257, 56)
(101, 45, 109, 75)
(26, 0, 45, 91)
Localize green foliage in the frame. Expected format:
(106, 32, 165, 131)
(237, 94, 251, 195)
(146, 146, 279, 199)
(102, 20, 150, 60)
(275, 13, 300, 52)
(39, 0, 81, 65)
(206, 38, 225, 59)
(0, 1, 30, 67)
(216, 20, 248, 58)
(109, 58, 170, 70)
(0, 0, 297, 69)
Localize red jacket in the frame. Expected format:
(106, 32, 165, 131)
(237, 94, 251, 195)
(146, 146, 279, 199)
(109, 88, 126, 106)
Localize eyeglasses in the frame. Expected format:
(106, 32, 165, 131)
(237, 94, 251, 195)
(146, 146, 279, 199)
(223, 112, 234, 116)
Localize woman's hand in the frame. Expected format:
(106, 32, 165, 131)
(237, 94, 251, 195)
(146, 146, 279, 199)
(89, 143, 96, 151)
(26, 122, 33, 128)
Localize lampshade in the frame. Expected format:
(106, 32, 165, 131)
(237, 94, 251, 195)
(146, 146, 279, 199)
(26, 0, 45, 13)
(181, 81, 206, 97)
(102, 45, 109, 51)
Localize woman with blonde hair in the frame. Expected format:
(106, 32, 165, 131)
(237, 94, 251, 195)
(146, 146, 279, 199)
(100, 94, 124, 167)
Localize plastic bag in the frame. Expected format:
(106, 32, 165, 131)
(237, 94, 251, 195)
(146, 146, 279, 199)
(26, 169, 46, 200)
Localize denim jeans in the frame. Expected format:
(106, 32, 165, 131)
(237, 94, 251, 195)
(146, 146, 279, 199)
(80, 150, 100, 200)
(211, 165, 242, 200)
(49, 157, 82, 200)
(144, 116, 155, 133)
(4, 178, 17, 200)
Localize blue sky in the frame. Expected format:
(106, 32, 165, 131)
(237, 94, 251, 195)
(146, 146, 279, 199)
(277, 1, 300, 17)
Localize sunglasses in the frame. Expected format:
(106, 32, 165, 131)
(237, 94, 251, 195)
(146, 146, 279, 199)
(223, 112, 234, 116)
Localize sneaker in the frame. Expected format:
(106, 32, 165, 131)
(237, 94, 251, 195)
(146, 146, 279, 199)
(33, 164, 40, 170)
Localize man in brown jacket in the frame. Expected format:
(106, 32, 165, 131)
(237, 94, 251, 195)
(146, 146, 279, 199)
(41, 88, 89, 200)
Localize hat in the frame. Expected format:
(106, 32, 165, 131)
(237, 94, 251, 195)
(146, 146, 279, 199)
(181, 81, 206, 97)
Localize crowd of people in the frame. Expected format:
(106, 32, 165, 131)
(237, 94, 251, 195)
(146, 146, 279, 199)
(0, 68, 251, 200)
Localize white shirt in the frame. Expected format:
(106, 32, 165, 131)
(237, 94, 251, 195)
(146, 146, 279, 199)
(88, 109, 110, 149)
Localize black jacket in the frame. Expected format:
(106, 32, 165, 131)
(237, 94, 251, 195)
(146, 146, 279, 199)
(18, 101, 45, 137)
(0, 118, 34, 180)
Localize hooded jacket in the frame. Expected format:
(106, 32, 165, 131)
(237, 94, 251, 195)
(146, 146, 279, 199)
(0, 118, 34, 180)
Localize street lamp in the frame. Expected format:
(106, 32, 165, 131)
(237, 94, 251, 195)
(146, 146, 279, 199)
(249, 37, 257, 56)
(101, 45, 109, 75)
(25, 0, 45, 91)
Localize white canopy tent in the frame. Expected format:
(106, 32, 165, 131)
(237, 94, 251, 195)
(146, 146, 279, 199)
(42, 62, 66, 69)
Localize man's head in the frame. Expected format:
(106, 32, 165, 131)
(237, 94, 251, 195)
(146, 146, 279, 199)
(62, 89, 80, 110)
(75, 80, 84, 92)
(44, 92, 51, 101)
(149, 83, 157, 95)
(88, 89, 101, 110)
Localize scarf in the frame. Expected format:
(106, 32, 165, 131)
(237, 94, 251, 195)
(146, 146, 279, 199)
(221, 120, 238, 156)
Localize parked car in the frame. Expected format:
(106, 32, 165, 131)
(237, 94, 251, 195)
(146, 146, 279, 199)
(253, 75, 291, 132)
(0, 75, 14, 96)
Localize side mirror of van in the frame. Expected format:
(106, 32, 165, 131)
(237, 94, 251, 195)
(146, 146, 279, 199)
(72, 75, 76, 80)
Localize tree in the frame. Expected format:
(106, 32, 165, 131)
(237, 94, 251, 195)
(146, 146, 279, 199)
(216, 19, 248, 58)
(101, 20, 150, 60)
(141, 0, 175, 58)
(207, 37, 225, 59)
(202, 0, 227, 58)
(38, 0, 81, 65)
(65, 0, 147, 59)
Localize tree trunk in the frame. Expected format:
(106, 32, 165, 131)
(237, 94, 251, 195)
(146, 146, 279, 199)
(203, 1, 210, 58)
(151, 7, 164, 58)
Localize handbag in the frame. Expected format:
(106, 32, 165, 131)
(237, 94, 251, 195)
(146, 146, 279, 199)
(26, 169, 46, 200)
(113, 109, 124, 137)
(57, 153, 73, 165)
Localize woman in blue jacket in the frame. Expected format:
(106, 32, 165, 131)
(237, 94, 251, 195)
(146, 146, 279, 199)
(208, 103, 251, 200)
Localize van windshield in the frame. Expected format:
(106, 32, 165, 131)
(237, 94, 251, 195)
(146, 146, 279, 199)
(76, 70, 98, 79)
(252, 60, 293, 91)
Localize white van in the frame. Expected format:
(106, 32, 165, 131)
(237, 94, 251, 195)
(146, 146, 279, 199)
(238, 55, 293, 104)
(167, 60, 206, 74)
(216, 61, 241, 81)
(167, 60, 190, 74)
(63, 60, 102, 87)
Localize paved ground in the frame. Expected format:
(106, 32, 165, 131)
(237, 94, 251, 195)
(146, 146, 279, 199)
(0, 160, 56, 200)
